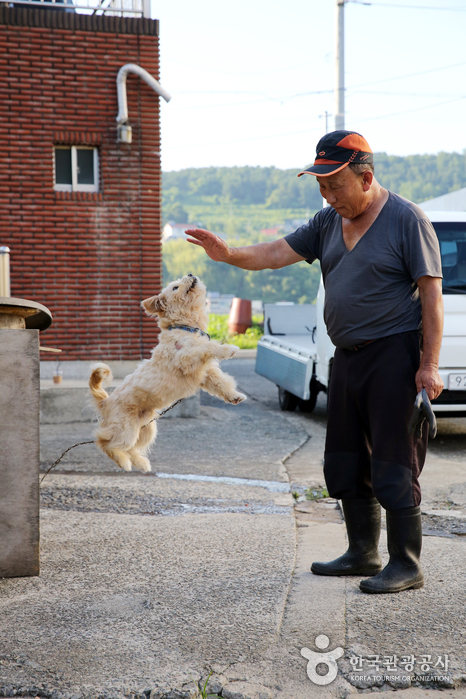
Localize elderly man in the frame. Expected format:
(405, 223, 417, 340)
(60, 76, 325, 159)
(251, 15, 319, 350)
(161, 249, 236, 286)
(185, 130, 444, 594)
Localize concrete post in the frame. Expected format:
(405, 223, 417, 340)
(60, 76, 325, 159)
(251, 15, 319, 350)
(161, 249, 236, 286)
(0, 329, 41, 577)
(335, 0, 345, 130)
(0, 246, 10, 297)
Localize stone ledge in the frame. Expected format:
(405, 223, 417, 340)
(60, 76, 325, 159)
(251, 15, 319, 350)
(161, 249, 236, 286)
(234, 348, 257, 359)
(40, 353, 256, 382)
(0, 6, 159, 35)
(40, 384, 200, 423)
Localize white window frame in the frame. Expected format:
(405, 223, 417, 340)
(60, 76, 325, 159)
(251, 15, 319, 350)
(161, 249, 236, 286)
(54, 146, 99, 193)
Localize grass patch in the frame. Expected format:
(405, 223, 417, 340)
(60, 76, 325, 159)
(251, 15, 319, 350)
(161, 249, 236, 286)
(197, 671, 221, 698)
(305, 486, 329, 501)
(208, 313, 263, 349)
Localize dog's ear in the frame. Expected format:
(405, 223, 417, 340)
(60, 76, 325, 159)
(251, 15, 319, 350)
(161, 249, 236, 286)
(141, 294, 167, 317)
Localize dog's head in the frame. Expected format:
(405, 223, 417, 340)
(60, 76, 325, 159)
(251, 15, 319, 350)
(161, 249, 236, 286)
(141, 274, 208, 330)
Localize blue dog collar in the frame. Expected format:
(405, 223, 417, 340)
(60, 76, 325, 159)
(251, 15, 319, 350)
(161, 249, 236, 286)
(167, 324, 211, 340)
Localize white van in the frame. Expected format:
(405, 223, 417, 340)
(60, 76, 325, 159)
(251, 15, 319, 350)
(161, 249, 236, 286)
(255, 211, 466, 417)
(429, 211, 466, 416)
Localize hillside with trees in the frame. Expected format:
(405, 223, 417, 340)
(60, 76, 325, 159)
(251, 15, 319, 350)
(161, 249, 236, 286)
(162, 151, 466, 303)
(163, 237, 322, 306)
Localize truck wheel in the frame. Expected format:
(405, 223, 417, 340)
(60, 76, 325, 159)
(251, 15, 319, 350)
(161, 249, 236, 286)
(278, 387, 299, 411)
(299, 393, 318, 413)
(299, 378, 319, 413)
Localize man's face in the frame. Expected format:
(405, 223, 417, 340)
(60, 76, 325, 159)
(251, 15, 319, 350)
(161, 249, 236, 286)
(316, 166, 370, 219)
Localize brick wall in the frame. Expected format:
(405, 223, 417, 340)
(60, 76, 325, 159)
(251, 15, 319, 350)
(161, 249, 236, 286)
(0, 7, 163, 360)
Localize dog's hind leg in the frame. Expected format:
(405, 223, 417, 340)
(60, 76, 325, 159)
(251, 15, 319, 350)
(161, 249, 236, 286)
(95, 425, 135, 472)
(96, 419, 138, 471)
(136, 420, 157, 451)
(127, 451, 151, 472)
(127, 421, 157, 473)
(101, 446, 133, 472)
(201, 364, 247, 404)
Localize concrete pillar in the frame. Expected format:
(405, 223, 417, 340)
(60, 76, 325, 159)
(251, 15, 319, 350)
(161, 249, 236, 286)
(334, 0, 345, 131)
(0, 329, 40, 577)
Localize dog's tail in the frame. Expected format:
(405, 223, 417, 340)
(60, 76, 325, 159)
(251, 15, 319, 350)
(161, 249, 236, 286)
(89, 362, 113, 407)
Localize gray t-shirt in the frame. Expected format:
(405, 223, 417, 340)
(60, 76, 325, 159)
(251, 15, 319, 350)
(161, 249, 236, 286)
(284, 191, 442, 348)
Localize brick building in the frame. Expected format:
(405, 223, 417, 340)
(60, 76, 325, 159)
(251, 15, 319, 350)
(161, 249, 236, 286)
(0, 5, 165, 360)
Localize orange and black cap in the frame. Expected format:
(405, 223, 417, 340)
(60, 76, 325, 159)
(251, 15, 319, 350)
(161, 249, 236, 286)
(298, 130, 373, 178)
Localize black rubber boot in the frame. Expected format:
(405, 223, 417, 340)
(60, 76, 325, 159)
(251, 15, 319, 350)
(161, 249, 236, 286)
(359, 506, 424, 594)
(311, 498, 383, 576)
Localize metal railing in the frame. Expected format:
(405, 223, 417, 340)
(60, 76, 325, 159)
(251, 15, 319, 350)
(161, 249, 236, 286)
(0, 0, 150, 18)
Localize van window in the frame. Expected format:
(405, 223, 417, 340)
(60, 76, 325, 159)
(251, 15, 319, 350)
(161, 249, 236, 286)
(431, 222, 466, 294)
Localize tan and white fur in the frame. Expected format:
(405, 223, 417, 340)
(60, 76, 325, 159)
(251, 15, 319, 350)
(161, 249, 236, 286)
(89, 274, 246, 472)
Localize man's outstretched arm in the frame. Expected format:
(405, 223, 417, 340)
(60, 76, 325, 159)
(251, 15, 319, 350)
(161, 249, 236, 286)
(185, 227, 305, 270)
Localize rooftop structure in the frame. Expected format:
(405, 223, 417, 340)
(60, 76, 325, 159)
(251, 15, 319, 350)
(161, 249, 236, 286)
(419, 187, 466, 212)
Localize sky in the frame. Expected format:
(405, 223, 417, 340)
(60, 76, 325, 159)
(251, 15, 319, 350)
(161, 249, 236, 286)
(151, 0, 466, 173)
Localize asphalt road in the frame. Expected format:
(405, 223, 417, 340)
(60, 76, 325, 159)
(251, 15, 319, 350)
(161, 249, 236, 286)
(2, 357, 464, 699)
(221, 360, 466, 532)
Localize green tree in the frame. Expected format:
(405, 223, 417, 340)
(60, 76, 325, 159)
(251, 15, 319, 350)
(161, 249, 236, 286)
(162, 238, 321, 304)
(163, 153, 466, 214)
(161, 152, 466, 302)
(163, 202, 189, 224)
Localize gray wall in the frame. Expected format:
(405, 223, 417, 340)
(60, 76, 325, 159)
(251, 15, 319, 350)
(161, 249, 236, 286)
(0, 329, 40, 577)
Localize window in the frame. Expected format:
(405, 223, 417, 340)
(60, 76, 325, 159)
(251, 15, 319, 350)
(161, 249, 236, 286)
(432, 222, 466, 294)
(54, 146, 99, 192)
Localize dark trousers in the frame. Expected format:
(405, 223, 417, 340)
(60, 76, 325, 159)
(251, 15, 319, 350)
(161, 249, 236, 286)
(324, 331, 428, 510)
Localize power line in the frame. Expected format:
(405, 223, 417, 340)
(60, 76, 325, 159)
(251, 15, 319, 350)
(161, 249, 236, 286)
(163, 57, 331, 76)
(163, 124, 323, 151)
(273, 61, 466, 103)
(165, 56, 466, 116)
(175, 89, 285, 102)
(169, 88, 466, 112)
(169, 58, 466, 107)
(348, 89, 466, 98)
(165, 93, 466, 150)
(355, 2, 466, 10)
(175, 97, 277, 110)
(354, 94, 466, 124)
(176, 88, 332, 100)
(347, 60, 466, 91)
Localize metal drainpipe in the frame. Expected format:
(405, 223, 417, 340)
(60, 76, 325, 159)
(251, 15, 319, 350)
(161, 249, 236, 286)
(116, 63, 171, 143)
(0, 246, 10, 297)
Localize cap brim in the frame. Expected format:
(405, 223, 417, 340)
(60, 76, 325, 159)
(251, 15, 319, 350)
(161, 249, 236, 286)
(297, 162, 349, 177)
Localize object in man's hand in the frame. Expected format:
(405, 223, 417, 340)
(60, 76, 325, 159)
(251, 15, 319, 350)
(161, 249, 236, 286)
(408, 388, 437, 439)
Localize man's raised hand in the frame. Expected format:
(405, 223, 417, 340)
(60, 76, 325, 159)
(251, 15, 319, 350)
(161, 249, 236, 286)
(185, 228, 230, 263)
(185, 227, 303, 271)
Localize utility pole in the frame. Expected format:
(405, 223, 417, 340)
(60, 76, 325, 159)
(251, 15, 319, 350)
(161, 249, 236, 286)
(335, 0, 345, 130)
(322, 110, 331, 208)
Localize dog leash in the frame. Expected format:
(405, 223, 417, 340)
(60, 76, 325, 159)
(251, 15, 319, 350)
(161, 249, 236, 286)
(40, 440, 95, 484)
(40, 398, 185, 484)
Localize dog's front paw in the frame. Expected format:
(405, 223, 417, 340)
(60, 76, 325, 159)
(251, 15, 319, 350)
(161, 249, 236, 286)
(223, 344, 239, 358)
(230, 392, 247, 404)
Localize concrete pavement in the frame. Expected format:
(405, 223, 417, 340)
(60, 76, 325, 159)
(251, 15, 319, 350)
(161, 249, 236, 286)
(1, 358, 465, 698)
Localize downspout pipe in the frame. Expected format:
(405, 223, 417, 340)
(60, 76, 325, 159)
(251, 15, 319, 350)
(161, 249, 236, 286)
(116, 63, 172, 143)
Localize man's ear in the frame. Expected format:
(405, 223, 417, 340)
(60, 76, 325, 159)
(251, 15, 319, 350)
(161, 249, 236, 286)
(141, 294, 166, 317)
(362, 170, 374, 192)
